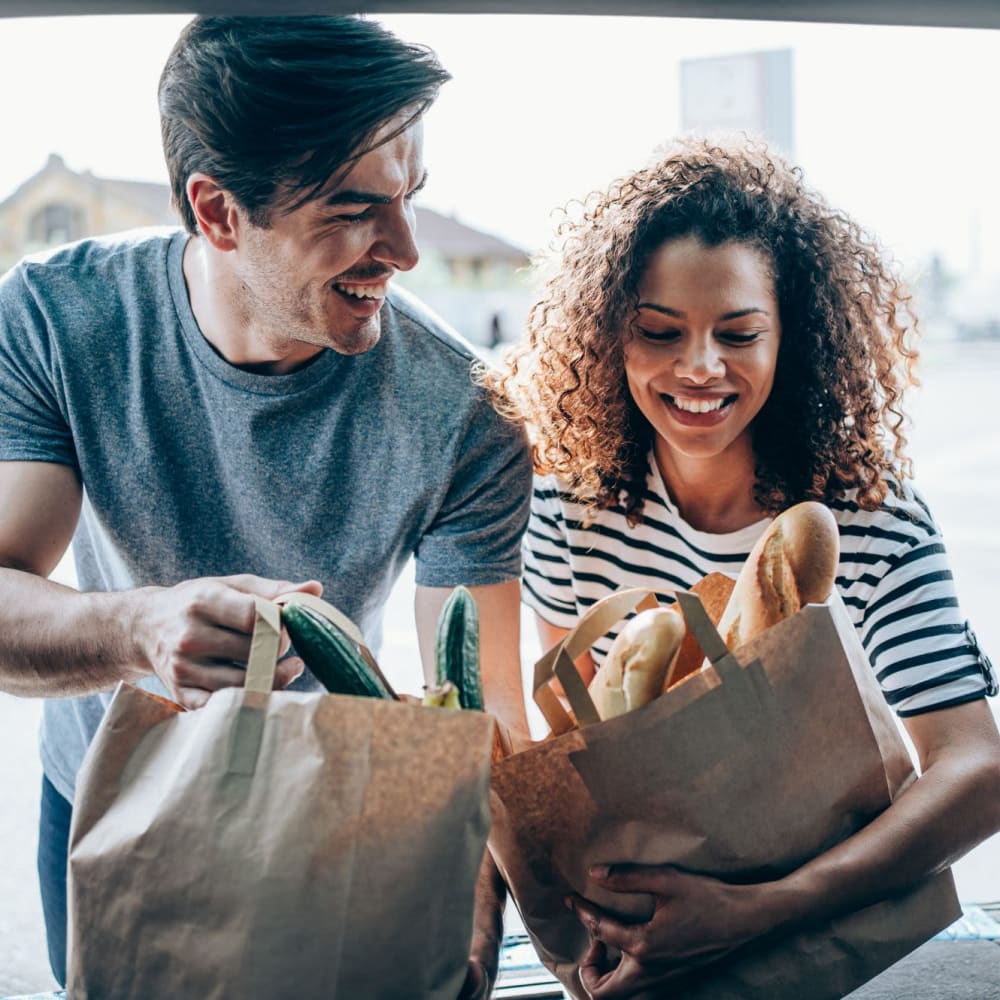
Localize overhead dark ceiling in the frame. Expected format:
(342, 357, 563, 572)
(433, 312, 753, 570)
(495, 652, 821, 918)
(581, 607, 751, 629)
(0, 0, 997, 29)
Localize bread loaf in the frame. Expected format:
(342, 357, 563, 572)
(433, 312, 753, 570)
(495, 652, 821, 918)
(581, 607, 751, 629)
(716, 501, 839, 649)
(589, 607, 686, 720)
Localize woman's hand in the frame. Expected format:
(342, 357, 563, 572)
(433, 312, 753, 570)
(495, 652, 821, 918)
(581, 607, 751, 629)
(568, 864, 769, 999)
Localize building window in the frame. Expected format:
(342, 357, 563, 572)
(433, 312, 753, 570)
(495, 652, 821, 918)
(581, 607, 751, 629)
(28, 202, 84, 246)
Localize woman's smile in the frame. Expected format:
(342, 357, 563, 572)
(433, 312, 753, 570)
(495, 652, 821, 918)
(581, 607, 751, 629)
(661, 392, 738, 425)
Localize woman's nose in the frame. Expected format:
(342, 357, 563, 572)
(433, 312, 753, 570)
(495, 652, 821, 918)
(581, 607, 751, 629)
(675, 338, 725, 383)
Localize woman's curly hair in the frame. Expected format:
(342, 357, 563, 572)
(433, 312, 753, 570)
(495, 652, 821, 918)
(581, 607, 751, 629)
(483, 136, 919, 523)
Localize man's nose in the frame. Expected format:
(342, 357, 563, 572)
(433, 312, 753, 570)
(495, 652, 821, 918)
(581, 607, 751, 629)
(371, 204, 419, 273)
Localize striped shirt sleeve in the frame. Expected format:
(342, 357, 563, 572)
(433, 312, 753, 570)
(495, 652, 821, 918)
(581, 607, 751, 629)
(521, 475, 580, 630)
(836, 489, 997, 716)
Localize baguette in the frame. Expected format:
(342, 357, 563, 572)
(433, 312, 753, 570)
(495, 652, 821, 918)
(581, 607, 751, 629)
(589, 607, 686, 720)
(716, 500, 839, 649)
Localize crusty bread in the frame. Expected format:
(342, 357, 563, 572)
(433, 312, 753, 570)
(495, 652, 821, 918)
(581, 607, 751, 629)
(665, 572, 736, 691)
(589, 607, 686, 720)
(716, 501, 839, 649)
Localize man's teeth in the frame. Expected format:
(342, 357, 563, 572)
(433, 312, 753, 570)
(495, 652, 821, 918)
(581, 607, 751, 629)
(335, 283, 386, 299)
(670, 395, 729, 413)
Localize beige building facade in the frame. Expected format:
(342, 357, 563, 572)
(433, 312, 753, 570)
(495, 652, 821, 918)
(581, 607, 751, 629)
(0, 153, 175, 271)
(0, 154, 532, 345)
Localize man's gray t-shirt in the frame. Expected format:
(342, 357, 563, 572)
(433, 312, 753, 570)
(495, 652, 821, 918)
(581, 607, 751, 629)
(0, 229, 531, 802)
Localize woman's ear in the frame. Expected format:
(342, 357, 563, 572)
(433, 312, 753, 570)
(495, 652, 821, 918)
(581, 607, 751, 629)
(185, 172, 240, 252)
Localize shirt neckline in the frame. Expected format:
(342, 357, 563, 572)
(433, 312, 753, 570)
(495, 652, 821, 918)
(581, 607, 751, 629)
(645, 450, 772, 553)
(165, 230, 344, 396)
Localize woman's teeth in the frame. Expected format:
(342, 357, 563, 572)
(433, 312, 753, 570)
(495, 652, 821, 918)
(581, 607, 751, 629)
(670, 395, 730, 413)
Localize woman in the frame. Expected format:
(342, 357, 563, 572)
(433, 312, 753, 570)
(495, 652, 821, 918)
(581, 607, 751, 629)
(486, 137, 1000, 997)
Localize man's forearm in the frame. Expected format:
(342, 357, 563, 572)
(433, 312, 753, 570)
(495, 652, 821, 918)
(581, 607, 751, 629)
(470, 849, 506, 984)
(415, 579, 531, 741)
(0, 567, 143, 697)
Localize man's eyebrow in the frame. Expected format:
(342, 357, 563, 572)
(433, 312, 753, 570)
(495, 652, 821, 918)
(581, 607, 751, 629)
(324, 189, 391, 207)
(323, 170, 429, 207)
(637, 304, 770, 320)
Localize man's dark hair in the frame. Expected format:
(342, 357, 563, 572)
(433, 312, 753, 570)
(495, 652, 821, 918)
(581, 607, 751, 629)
(159, 15, 450, 234)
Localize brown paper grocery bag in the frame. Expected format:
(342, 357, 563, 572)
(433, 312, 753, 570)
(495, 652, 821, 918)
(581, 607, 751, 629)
(489, 586, 961, 1000)
(67, 596, 495, 999)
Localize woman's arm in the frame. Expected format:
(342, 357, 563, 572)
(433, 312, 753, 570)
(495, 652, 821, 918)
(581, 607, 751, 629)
(571, 698, 1000, 998)
(775, 700, 1000, 917)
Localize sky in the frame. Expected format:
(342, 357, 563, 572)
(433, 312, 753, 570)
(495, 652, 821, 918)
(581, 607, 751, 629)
(0, 13, 998, 276)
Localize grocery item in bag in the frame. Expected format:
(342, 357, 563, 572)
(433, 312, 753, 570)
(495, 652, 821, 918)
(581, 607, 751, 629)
(68, 596, 495, 999)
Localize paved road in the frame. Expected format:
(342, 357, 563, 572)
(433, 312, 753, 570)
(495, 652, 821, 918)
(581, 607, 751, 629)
(1, 339, 998, 996)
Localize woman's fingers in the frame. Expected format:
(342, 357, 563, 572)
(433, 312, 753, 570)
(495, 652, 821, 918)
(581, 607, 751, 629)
(567, 895, 648, 955)
(589, 862, 680, 895)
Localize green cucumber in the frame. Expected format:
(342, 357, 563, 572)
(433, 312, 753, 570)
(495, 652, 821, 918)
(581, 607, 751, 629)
(282, 603, 393, 699)
(434, 586, 483, 711)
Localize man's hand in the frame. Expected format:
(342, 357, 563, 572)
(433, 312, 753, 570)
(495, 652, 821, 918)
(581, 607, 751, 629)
(130, 573, 323, 708)
(569, 864, 765, 999)
(457, 849, 506, 999)
(458, 957, 493, 999)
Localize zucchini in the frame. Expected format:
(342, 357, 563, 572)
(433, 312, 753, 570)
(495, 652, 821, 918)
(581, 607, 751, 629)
(434, 586, 483, 711)
(422, 680, 461, 709)
(282, 602, 393, 699)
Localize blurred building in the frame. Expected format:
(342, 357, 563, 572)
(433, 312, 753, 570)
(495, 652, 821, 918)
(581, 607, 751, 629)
(0, 153, 172, 266)
(947, 271, 1000, 340)
(0, 153, 532, 347)
(680, 48, 795, 158)
(909, 252, 1000, 342)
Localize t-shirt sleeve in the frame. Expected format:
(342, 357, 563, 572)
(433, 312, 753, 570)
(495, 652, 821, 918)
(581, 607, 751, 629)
(856, 528, 997, 717)
(0, 264, 77, 467)
(413, 396, 532, 588)
(521, 474, 580, 630)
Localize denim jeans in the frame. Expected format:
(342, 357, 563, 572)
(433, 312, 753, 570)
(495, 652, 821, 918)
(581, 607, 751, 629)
(37, 774, 71, 988)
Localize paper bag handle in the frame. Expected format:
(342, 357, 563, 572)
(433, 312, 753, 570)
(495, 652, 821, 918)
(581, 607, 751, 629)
(674, 590, 742, 684)
(244, 592, 398, 699)
(245, 597, 283, 693)
(534, 587, 659, 732)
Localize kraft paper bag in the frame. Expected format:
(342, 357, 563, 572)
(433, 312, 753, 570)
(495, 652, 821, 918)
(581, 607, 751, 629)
(489, 582, 961, 1000)
(67, 595, 495, 1000)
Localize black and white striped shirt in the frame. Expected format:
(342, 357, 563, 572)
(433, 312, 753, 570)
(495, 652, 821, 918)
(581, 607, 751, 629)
(523, 458, 997, 717)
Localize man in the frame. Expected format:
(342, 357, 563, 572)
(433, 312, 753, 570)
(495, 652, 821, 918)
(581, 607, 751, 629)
(0, 16, 531, 994)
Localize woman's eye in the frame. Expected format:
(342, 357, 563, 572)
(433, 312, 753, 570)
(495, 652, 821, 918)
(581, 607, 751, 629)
(637, 328, 681, 342)
(718, 331, 761, 345)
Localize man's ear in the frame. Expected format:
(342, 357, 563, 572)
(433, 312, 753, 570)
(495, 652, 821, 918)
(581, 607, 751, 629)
(186, 172, 241, 251)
